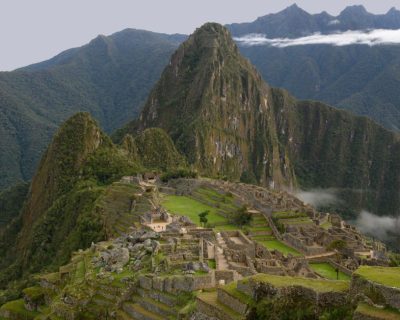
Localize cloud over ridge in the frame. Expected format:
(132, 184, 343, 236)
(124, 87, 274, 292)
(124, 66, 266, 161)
(234, 29, 400, 47)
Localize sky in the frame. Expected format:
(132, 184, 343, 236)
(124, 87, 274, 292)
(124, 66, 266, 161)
(0, 0, 399, 71)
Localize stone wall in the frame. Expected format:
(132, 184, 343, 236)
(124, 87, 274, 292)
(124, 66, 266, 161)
(217, 288, 248, 315)
(138, 273, 215, 294)
(215, 270, 237, 284)
(351, 274, 400, 310)
(221, 231, 255, 258)
(236, 277, 348, 309)
(283, 233, 325, 256)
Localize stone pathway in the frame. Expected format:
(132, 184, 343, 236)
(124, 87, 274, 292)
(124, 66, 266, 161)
(305, 251, 336, 259)
(216, 233, 229, 270)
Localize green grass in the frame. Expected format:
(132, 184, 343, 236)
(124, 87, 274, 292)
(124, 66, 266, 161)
(162, 195, 229, 226)
(221, 282, 253, 305)
(207, 259, 216, 269)
(0, 299, 39, 319)
(320, 221, 332, 230)
(355, 266, 400, 288)
(197, 291, 242, 320)
(22, 287, 44, 301)
(310, 263, 351, 281)
(245, 274, 350, 293)
(74, 260, 86, 283)
(356, 303, 400, 320)
(272, 211, 308, 219)
(258, 239, 301, 256)
(214, 224, 239, 231)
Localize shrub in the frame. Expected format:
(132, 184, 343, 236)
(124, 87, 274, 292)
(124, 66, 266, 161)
(160, 169, 197, 182)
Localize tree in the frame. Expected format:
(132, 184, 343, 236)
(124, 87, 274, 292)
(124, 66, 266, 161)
(327, 240, 347, 251)
(198, 210, 209, 227)
(232, 206, 253, 227)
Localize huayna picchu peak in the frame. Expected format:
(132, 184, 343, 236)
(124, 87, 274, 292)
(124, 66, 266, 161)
(1, 17, 400, 320)
(123, 23, 297, 189)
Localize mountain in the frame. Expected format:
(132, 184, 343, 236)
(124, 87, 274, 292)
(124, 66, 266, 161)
(226, 5, 400, 131)
(227, 4, 400, 37)
(237, 44, 400, 131)
(0, 111, 188, 291)
(122, 23, 296, 189)
(0, 29, 183, 190)
(0, 182, 29, 230)
(121, 23, 400, 218)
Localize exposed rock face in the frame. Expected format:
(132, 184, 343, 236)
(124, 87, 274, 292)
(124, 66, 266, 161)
(124, 22, 400, 216)
(132, 23, 296, 188)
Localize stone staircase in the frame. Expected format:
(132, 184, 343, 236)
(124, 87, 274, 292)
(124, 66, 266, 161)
(215, 233, 229, 270)
(196, 281, 252, 320)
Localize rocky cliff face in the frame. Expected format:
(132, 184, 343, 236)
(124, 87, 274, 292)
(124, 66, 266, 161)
(134, 23, 296, 189)
(124, 23, 400, 217)
(273, 94, 400, 215)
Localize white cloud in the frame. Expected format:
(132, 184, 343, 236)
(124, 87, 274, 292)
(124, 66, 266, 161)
(354, 210, 400, 240)
(294, 189, 339, 207)
(234, 29, 400, 47)
(328, 19, 340, 26)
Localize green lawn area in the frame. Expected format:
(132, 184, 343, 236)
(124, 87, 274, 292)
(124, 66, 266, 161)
(162, 195, 229, 226)
(356, 303, 400, 320)
(245, 274, 350, 293)
(355, 266, 400, 288)
(257, 239, 301, 256)
(310, 263, 351, 281)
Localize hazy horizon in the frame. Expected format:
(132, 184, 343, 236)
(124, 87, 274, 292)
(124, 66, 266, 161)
(1, 0, 399, 71)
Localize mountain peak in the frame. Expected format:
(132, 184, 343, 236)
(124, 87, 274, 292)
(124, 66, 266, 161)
(387, 7, 400, 15)
(131, 24, 293, 188)
(190, 23, 235, 48)
(281, 3, 308, 15)
(340, 5, 368, 15)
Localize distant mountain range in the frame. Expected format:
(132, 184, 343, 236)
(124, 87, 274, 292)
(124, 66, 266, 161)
(227, 4, 400, 37)
(0, 29, 183, 189)
(2, 4, 400, 191)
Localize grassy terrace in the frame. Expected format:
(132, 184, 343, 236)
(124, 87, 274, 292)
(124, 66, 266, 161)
(221, 282, 253, 305)
(310, 263, 351, 281)
(0, 299, 39, 319)
(162, 195, 229, 225)
(355, 266, 400, 288)
(244, 274, 350, 293)
(257, 239, 301, 256)
(356, 303, 400, 320)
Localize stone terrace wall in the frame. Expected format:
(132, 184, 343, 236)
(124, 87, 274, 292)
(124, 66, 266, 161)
(236, 278, 348, 309)
(283, 234, 325, 256)
(221, 231, 255, 258)
(138, 273, 215, 294)
(351, 274, 400, 310)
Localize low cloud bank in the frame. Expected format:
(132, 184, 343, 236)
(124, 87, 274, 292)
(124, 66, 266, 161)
(294, 189, 339, 207)
(234, 29, 400, 47)
(354, 211, 400, 241)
